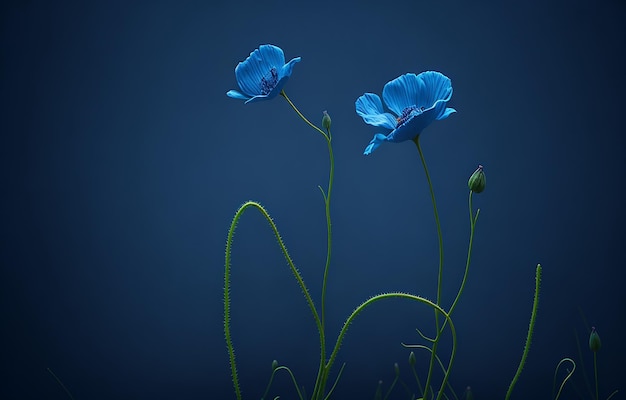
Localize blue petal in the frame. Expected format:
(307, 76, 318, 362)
(278, 56, 301, 80)
(417, 71, 453, 111)
(226, 90, 251, 101)
(234, 45, 286, 96)
(258, 44, 286, 69)
(363, 133, 389, 155)
(355, 93, 397, 129)
(267, 56, 302, 97)
(244, 94, 271, 104)
(382, 73, 422, 116)
(437, 106, 456, 120)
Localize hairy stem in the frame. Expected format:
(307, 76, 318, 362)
(328, 292, 457, 400)
(505, 263, 542, 400)
(223, 201, 322, 400)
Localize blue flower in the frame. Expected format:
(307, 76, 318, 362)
(226, 45, 301, 104)
(355, 71, 456, 155)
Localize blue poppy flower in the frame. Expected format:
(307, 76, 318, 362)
(355, 71, 456, 155)
(226, 45, 301, 104)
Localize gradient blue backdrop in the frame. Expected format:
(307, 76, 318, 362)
(1, 1, 625, 399)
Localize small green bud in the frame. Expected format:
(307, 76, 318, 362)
(322, 110, 331, 132)
(468, 164, 486, 193)
(394, 362, 400, 376)
(465, 386, 474, 400)
(271, 359, 279, 371)
(408, 351, 416, 366)
(589, 327, 601, 352)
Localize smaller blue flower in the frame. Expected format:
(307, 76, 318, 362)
(227, 45, 301, 104)
(356, 71, 456, 155)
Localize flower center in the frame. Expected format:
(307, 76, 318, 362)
(396, 105, 425, 127)
(260, 67, 279, 95)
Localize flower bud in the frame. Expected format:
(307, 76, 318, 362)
(465, 386, 474, 400)
(589, 327, 601, 352)
(468, 164, 486, 193)
(408, 351, 416, 366)
(322, 110, 331, 132)
(394, 362, 400, 376)
(271, 359, 279, 371)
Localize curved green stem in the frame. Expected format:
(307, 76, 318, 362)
(606, 390, 619, 400)
(223, 201, 322, 400)
(327, 292, 457, 400)
(280, 90, 335, 400)
(413, 136, 445, 400)
(552, 358, 576, 400)
(448, 190, 480, 317)
(505, 264, 542, 400)
(276, 366, 305, 400)
(280, 90, 329, 141)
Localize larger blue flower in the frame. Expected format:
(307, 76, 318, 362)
(226, 45, 301, 104)
(356, 71, 456, 155)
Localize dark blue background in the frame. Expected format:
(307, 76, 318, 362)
(2, 1, 625, 399)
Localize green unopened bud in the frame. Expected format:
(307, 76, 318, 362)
(271, 359, 279, 371)
(322, 110, 331, 132)
(394, 362, 400, 376)
(465, 386, 474, 400)
(408, 351, 416, 366)
(589, 327, 601, 352)
(468, 164, 486, 193)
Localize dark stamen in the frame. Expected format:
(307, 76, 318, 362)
(260, 67, 279, 95)
(396, 105, 425, 127)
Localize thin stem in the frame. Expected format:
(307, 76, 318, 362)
(280, 90, 329, 140)
(46, 368, 75, 400)
(317, 134, 333, 333)
(413, 135, 444, 400)
(401, 344, 459, 400)
(275, 366, 306, 400)
(505, 264, 542, 400)
(280, 90, 335, 400)
(552, 358, 576, 400)
(322, 363, 346, 400)
(594, 352, 599, 400)
(448, 191, 480, 317)
(409, 361, 425, 397)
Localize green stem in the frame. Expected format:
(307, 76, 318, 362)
(400, 344, 459, 400)
(408, 360, 425, 397)
(280, 90, 329, 140)
(321, 137, 334, 330)
(413, 136, 445, 400)
(276, 366, 306, 400)
(413, 137, 444, 305)
(552, 358, 576, 400)
(448, 190, 480, 317)
(327, 292, 457, 400)
(280, 90, 334, 400)
(223, 201, 323, 400)
(46, 368, 75, 400)
(505, 264, 542, 400)
(594, 352, 599, 400)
